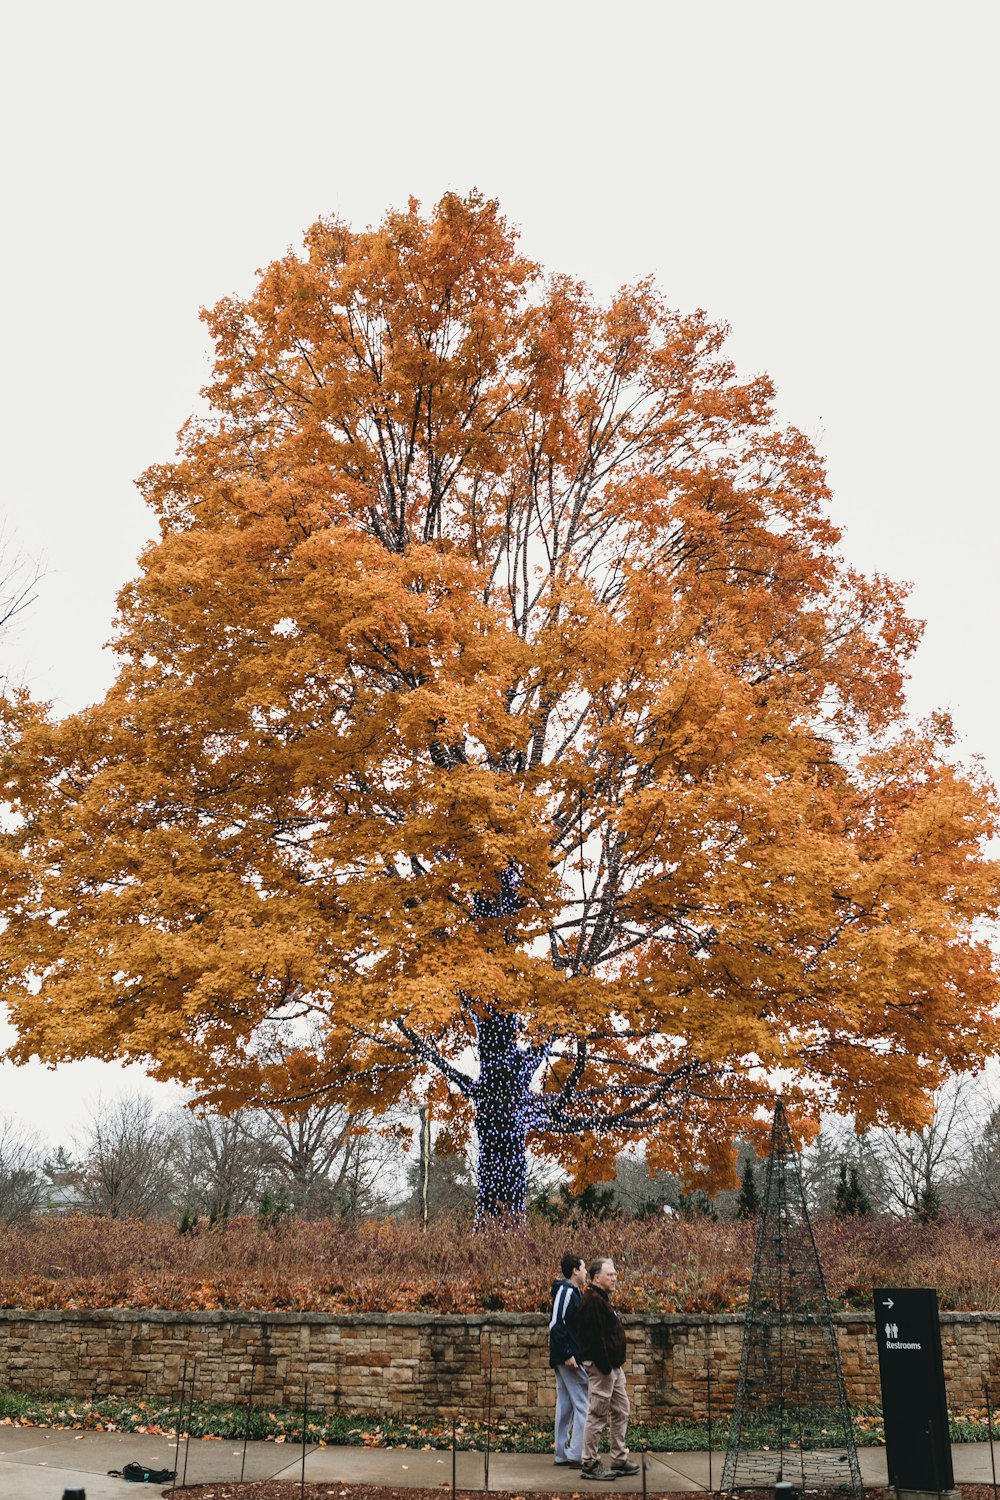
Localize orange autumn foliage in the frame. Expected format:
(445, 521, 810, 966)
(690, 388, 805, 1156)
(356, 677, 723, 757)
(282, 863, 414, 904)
(1, 192, 998, 1216)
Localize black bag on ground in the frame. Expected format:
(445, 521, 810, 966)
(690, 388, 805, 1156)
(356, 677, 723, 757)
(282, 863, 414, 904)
(108, 1461, 177, 1482)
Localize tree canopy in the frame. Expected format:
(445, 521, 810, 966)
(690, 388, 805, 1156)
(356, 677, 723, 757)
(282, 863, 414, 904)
(2, 191, 998, 1218)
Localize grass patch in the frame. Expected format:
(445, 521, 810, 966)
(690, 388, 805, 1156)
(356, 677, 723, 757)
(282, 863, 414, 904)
(1, 1391, 998, 1450)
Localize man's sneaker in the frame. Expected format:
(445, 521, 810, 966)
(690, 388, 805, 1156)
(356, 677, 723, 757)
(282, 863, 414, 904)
(555, 1459, 583, 1467)
(581, 1461, 619, 1481)
(611, 1459, 641, 1476)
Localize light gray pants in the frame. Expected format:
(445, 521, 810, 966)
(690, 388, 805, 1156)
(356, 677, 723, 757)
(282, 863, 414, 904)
(554, 1361, 590, 1462)
(581, 1362, 630, 1465)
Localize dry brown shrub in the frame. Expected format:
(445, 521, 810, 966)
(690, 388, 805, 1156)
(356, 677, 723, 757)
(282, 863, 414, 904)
(1, 1211, 997, 1312)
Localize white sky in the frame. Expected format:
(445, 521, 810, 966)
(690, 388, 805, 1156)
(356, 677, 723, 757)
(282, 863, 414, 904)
(1, 0, 997, 1147)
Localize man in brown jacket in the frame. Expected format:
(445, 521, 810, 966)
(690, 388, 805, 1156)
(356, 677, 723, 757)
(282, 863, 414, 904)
(576, 1258, 640, 1481)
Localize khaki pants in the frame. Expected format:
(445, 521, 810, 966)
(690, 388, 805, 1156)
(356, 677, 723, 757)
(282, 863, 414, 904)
(581, 1362, 630, 1465)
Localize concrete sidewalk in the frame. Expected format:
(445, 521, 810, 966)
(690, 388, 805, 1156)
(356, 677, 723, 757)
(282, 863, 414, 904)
(2, 1429, 1000, 1500)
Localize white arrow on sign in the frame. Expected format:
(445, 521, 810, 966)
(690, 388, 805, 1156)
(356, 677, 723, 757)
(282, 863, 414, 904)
(882, 1298, 894, 1309)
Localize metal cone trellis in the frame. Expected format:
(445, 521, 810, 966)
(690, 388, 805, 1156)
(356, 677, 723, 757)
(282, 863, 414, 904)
(722, 1099, 862, 1494)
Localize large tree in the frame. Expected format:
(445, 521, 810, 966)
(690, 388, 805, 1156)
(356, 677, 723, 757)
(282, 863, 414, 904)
(1, 193, 998, 1218)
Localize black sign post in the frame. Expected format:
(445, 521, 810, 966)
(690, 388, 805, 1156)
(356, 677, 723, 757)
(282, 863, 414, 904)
(874, 1287, 956, 1496)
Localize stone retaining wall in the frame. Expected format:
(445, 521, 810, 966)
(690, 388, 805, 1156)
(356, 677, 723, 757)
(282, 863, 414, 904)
(2, 1310, 1000, 1421)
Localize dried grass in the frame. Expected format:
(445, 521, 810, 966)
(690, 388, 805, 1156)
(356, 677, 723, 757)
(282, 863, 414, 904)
(0, 1212, 997, 1312)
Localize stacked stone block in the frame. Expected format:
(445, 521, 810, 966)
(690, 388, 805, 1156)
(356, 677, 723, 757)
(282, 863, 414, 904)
(1, 1310, 998, 1420)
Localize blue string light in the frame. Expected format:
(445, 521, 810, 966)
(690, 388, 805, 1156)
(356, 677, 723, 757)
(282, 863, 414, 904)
(470, 865, 530, 1218)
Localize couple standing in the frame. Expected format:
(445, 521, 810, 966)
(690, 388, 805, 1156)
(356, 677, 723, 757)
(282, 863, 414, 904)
(548, 1253, 639, 1482)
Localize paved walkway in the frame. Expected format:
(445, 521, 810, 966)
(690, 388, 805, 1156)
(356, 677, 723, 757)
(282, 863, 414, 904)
(3, 1429, 1000, 1500)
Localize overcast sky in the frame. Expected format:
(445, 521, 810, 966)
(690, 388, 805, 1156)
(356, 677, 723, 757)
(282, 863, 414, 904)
(1, 0, 997, 1147)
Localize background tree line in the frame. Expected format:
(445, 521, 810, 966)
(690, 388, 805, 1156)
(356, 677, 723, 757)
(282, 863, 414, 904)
(0, 1094, 402, 1225)
(2, 1074, 998, 1228)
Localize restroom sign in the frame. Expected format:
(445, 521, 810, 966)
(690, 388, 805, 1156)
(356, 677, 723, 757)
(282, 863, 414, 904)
(874, 1288, 954, 1492)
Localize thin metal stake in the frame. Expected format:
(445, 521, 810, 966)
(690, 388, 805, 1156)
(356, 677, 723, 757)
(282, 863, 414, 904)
(641, 1448, 648, 1500)
(484, 1358, 493, 1492)
(986, 1384, 998, 1500)
(181, 1356, 197, 1488)
(241, 1349, 258, 1483)
(452, 1417, 458, 1500)
(706, 1350, 713, 1493)
(300, 1380, 309, 1500)
(171, 1357, 187, 1490)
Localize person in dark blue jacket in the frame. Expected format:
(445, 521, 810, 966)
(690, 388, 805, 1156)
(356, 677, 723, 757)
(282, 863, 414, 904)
(549, 1251, 588, 1466)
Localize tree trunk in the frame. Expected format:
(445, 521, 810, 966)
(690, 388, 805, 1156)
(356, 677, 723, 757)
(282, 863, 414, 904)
(473, 1008, 530, 1221)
